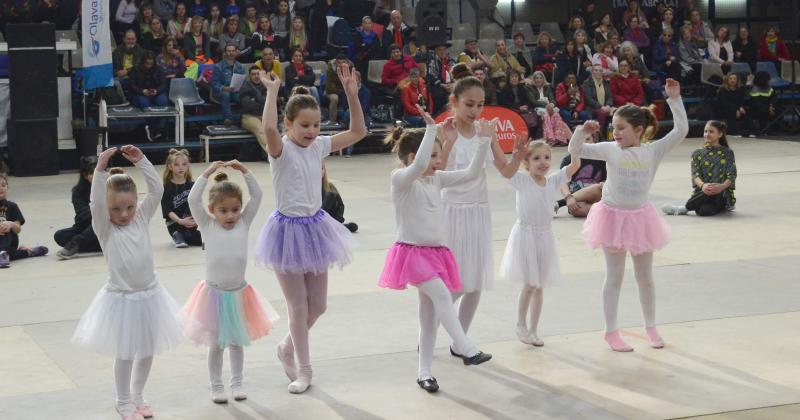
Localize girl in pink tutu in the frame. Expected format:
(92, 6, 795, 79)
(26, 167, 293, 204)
(72, 146, 184, 420)
(567, 78, 688, 352)
(500, 140, 581, 347)
(379, 105, 493, 393)
(254, 67, 366, 394)
(183, 160, 279, 403)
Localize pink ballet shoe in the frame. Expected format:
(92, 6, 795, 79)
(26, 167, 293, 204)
(136, 404, 153, 418)
(645, 327, 665, 349)
(604, 331, 634, 352)
(116, 405, 145, 420)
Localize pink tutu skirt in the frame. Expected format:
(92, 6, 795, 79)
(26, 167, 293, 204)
(183, 281, 280, 348)
(378, 242, 463, 292)
(583, 201, 670, 255)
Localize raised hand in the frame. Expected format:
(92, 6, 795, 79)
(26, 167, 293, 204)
(225, 159, 248, 173)
(260, 70, 281, 91)
(512, 133, 530, 161)
(96, 147, 118, 172)
(203, 161, 225, 178)
(338, 65, 359, 97)
(120, 145, 144, 163)
(437, 116, 457, 146)
(416, 104, 435, 125)
(664, 78, 681, 99)
(475, 118, 499, 138)
(581, 120, 602, 135)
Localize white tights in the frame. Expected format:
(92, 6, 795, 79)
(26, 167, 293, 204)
(417, 279, 478, 379)
(602, 249, 656, 333)
(114, 357, 153, 414)
(517, 286, 543, 335)
(452, 291, 482, 334)
(208, 344, 244, 391)
(275, 271, 328, 385)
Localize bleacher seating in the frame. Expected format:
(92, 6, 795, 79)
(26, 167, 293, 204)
(479, 23, 504, 40)
(511, 22, 536, 44)
(539, 22, 565, 44)
(757, 61, 790, 88)
(781, 61, 800, 85)
(452, 23, 476, 41)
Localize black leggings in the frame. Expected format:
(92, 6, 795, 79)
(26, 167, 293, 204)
(0, 232, 29, 260)
(685, 191, 728, 217)
(167, 223, 203, 246)
(54, 223, 101, 253)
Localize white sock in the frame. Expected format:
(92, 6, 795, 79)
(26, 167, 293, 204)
(417, 288, 437, 379)
(229, 345, 244, 389)
(602, 249, 627, 333)
(208, 344, 225, 392)
(528, 288, 543, 337)
(419, 279, 478, 357)
(632, 252, 656, 328)
(131, 357, 153, 406)
(114, 359, 134, 414)
(517, 286, 534, 329)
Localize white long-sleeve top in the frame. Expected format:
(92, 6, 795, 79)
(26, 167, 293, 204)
(90, 158, 163, 292)
(441, 126, 494, 204)
(188, 172, 263, 291)
(391, 124, 490, 246)
(567, 97, 689, 209)
(115, 0, 138, 24)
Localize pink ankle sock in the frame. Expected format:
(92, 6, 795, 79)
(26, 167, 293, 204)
(604, 331, 633, 352)
(645, 327, 664, 348)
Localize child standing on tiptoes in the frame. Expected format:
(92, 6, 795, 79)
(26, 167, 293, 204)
(499, 141, 581, 347)
(379, 106, 494, 393)
(567, 78, 688, 352)
(71, 146, 184, 420)
(254, 66, 367, 394)
(183, 160, 279, 404)
(437, 76, 526, 356)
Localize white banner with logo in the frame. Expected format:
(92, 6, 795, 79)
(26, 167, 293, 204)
(82, 0, 113, 90)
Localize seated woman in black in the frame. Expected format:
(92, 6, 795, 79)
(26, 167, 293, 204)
(321, 164, 358, 233)
(498, 69, 538, 132)
(54, 156, 102, 259)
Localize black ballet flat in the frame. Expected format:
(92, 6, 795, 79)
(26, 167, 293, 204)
(463, 351, 492, 366)
(417, 377, 439, 393)
(449, 346, 465, 359)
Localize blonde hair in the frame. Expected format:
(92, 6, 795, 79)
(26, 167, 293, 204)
(321, 163, 338, 194)
(163, 148, 193, 184)
(208, 172, 242, 207)
(521, 140, 552, 169)
(107, 168, 137, 195)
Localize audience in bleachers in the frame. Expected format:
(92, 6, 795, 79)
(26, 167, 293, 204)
(324, 55, 354, 124)
(426, 44, 456, 116)
(687, 9, 714, 49)
(758, 26, 790, 63)
(350, 16, 383, 77)
(285, 47, 319, 102)
(732, 27, 757, 72)
(381, 44, 417, 91)
(112, 30, 148, 88)
(716, 72, 751, 136)
(251, 14, 277, 61)
(593, 13, 616, 49)
(592, 42, 619, 79)
(382, 9, 412, 57)
(400, 68, 431, 127)
(610, 60, 645, 107)
(677, 26, 703, 85)
(136, 4, 156, 38)
(748, 71, 778, 134)
(498, 69, 537, 132)
(157, 36, 186, 79)
(489, 39, 525, 88)
(652, 28, 681, 81)
(114, 0, 139, 43)
(212, 43, 246, 125)
(457, 39, 490, 71)
(532, 32, 559, 80)
(240, 66, 269, 149)
(582, 65, 615, 133)
(153, 0, 177, 24)
(556, 72, 589, 123)
(142, 17, 167, 54)
(707, 26, 733, 74)
(220, 16, 250, 60)
(167, 1, 190, 41)
(472, 67, 497, 106)
(184, 15, 212, 62)
(510, 32, 533, 77)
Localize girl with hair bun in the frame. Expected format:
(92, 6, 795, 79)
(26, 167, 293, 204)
(568, 78, 688, 352)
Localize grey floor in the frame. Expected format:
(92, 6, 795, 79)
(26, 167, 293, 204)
(1, 137, 799, 419)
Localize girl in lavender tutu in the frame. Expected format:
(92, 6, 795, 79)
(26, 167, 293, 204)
(568, 78, 688, 352)
(254, 66, 366, 394)
(379, 106, 496, 393)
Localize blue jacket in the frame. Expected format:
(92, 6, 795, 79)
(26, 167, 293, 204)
(652, 40, 678, 67)
(212, 59, 245, 91)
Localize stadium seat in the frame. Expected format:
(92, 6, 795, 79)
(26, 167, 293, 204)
(780, 60, 800, 85)
(479, 23, 504, 40)
(478, 39, 496, 56)
(452, 23, 476, 41)
(700, 63, 724, 87)
(511, 22, 536, 44)
(539, 22, 565, 44)
(756, 61, 790, 88)
(367, 60, 387, 86)
(169, 78, 205, 106)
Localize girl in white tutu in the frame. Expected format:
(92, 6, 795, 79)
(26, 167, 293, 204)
(254, 67, 366, 394)
(379, 106, 494, 393)
(567, 79, 688, 352)
(438, 76, 526, 354)
(71, 146, 184, 420)
(500, 141, 581, 347)
(183, 160, 280, 403)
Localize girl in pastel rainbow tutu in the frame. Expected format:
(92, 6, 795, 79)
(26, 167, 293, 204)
(379, 106, 495, 393)
(183, 159, 279, 403)
(72, 146, 184, 420)
(499, 140, 581, 347)
(567, 78, 688, 352)
(254, 66, 366, 394)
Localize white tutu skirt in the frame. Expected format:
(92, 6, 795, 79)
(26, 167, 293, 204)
(71, 284, 184, 360)
(443, 202, 494, 292)
(500, 223, 560, 288)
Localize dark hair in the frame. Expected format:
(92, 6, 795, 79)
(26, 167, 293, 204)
(285, 94, 320, 121)
(753, 70, 771, 89)
(75, 156, 98, 200)
(706, 120, 730, 148)
(383, 126, 441, 165)
(614, 104, 659, 141)
(389, 43, 402, 53)
(290, 85, 311, 96)
(209, 172, 243, 207)
(138, 51, 156, 70)
(451, 62, 473, 81)
(452, 76, 484, 99)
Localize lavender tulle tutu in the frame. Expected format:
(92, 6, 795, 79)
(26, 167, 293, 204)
(378, 242, 462, 292)
(255, 209, 356, 274)
(583, 201, 670, 255)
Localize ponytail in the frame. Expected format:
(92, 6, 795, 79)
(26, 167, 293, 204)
(706, 120, 730, 148)
(384, 125, 434, 165)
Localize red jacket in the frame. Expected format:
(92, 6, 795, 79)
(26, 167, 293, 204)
(758, 36, 790, 61)
(610, 74, 645, 106)
(556, 82, 586, 112)
(381, 56, 418, 88)
(401, 80, 433, 116)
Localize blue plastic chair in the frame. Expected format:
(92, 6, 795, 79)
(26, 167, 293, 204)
(756, 61, 790, 88)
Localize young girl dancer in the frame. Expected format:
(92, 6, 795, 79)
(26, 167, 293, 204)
(567, 78, 688, 352)
(500, 141, 581, 347)
(379, 106, 494, 393)
(72, 146, 184, 420)
(438, 76, 523, 353)
(161, 149, 202, 248)
(255, 67, 366, 394)
(183, 160, 279, 403)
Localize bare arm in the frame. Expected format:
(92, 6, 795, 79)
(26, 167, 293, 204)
(331, 66, 368, 152)
(259, 71, 283, 158)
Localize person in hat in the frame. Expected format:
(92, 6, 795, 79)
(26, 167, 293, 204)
(426, 42, 457, 115)
(457, 39, 489, 71)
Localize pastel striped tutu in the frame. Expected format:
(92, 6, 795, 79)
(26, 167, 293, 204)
(255, 209, 356, 274)
(583, 201, 670, 255)
(183, 281, 279, 348)
(378, 242, 463, 292)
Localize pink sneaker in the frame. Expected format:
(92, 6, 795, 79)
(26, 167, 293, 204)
(604, 330, 634, 352)
(645, 327, 665, 349)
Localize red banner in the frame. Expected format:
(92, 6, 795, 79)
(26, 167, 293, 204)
(434, 106, 529, 153)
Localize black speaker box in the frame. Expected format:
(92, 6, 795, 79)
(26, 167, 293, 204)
(778, 1, 799, 41)
(7, 118, 60, 177)
(6, 23, 55, 48)
(8, 50, 59, 119)
(416, 0, 448, 46)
